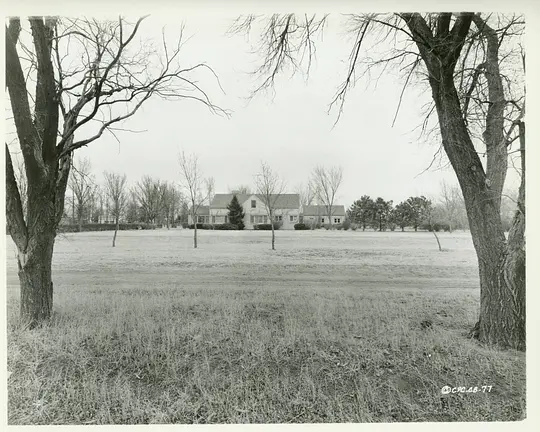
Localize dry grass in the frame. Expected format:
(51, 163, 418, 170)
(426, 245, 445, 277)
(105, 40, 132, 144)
(6, 229, 526, 424)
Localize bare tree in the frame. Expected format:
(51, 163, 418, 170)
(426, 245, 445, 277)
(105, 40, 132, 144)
(133, 176, 163, 224)
(178, 151, 211, 248)
(205, 177, 216, 228)
(69, 157, 96, 232)
(5, 16, 226, 326)
(229, 184, 252, 195)
(254, 162, 286, 250)
(295, 182, 317, 207)
(311, 166, 343, 229)
(233, 13, 525, 351)
(160, 182, 182, 229)
(439, 180, 467, 232)
(104, 172, 128, 247)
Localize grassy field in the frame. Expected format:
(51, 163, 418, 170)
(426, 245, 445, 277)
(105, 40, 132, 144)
(5, 229, 526, 424)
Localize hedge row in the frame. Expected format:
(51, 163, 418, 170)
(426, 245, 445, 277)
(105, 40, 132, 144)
(253, 223, 281, 231)
(187, 223, 240, 230)
(58, 223, 158, 233)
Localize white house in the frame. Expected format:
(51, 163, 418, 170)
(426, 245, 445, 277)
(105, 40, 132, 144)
(241, 194, 300, 230)
(189, 193, 301, 230)
(188, 194, 347, 230)
(301, 205, 346, 226)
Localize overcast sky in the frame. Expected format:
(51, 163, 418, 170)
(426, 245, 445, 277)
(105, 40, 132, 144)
(10, 12, 523, 208)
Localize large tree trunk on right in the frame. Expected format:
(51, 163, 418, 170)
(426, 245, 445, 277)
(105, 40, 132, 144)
(432, 73, 525, 350)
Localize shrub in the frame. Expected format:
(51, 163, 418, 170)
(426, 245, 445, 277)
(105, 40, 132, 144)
(254, 223, 281, 231)
(58, 223, 156, 233)
(342, 220, 351, 230)
(181, 222, 189, 229)
(294, 223, 310, 230)
(214, 223, 239, 230)
(419, 221, 451, 232)
(335, 224, 343, 230)
(188, 223, 212, 230)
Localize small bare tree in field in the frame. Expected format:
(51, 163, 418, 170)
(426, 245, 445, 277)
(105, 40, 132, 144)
(311, 166, 343, 229)
(205, 177, 216, 228)
(254, 162, 286, 250)
(178, 151, 212, 248)
(104, 172, 128, 247)
(5, 16, 226, 327)
(69, 158, 96, 232)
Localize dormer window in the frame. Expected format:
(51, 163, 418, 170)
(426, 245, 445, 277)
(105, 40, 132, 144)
(251, 200, 256, 208)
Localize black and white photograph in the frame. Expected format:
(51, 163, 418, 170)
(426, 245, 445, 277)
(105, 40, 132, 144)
(3, 1, 536, 428)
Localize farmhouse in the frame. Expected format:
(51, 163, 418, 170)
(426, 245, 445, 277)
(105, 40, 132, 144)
(302, 205, 346, 226)
(188, 193, 301, 230)
(188, 195, 348, 230)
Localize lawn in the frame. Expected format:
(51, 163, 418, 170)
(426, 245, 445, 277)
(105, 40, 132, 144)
(5, 229, 526, 424)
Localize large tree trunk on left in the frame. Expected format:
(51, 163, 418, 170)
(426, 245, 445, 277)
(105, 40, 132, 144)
(18, 230, 55, 325)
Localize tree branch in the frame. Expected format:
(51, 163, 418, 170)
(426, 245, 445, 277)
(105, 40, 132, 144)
(5, 19, 43, 180)
(29, 17, 60, 164)
(5, 144, 29, 252)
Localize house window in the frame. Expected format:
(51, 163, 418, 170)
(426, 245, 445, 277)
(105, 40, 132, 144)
(225, 216, 228, 223)
(334, 217, 341, 224)
(321, 218, 325, 223)
(251, 200, 256, 208)
(275, 215, 282, 222)
(253, 215, 267, 224)
(250, 215, 255, 224)
(212, 216, 216, 224)
(289, 215, 297, 222)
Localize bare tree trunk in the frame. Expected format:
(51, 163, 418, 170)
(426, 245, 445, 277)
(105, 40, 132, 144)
(18, 230, 55, 326)
(271, 223, 275, 250)
(193, 213, 198, 249)
(433, 76, 524, 350)
(327, 208, 333, 230)
(432, 231, 442, 251)
(112, 216, 119, 247)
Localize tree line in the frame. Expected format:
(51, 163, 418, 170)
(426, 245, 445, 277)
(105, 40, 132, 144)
(63, 158, 189, 243)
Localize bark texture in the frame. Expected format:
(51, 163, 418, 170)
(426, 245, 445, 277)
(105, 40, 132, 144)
(6, 18, 71, 327)
(403, 13, 525, 350)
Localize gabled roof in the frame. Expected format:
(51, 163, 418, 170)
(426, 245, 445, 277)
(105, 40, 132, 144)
(302, 205, 346, 217)
(191, 205, 210, 215)
(210, 193, 300, 209)
(261, 194, 300, 209)
(210, 194, 250, 209)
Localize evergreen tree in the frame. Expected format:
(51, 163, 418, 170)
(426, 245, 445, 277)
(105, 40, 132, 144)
(347, 195, 376, 231)
(227, 195, 245, 229)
